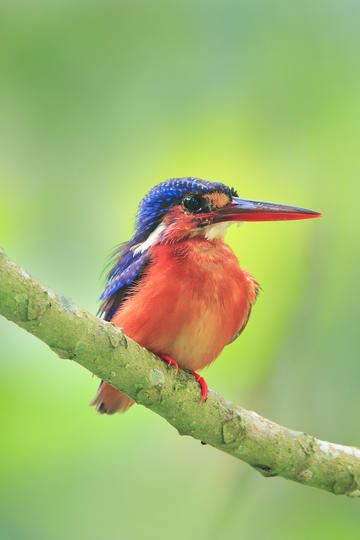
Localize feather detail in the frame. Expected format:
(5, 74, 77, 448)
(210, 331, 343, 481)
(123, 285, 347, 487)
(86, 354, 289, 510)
(132, 222, 166, 255)
(227, 272, 259, 344)
(98, 248, 150, 320)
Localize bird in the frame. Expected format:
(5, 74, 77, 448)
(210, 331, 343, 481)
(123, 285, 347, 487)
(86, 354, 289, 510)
(90, 177, 321, 414)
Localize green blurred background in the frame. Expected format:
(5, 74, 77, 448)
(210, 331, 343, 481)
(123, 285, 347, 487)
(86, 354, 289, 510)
(1, 1, 360, 538)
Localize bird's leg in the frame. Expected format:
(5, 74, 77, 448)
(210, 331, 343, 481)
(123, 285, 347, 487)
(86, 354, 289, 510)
(191, 371, 208, 404)
(159, 353, 178, 373)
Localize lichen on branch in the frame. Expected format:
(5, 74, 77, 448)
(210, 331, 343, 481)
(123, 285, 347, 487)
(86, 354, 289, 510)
(0, 246, 359, 498)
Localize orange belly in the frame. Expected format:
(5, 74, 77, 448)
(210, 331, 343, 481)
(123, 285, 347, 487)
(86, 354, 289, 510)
(112, 238, 257, 371)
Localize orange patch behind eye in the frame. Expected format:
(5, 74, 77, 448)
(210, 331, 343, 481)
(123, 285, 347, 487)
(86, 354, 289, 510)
(206, 192, 231, 209)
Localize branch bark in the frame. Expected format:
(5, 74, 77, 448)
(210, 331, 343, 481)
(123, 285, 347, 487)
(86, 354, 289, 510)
(1, 246, 359, 498)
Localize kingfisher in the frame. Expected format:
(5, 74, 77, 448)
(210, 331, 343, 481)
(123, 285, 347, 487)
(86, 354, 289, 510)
(90, 177, 321, 414)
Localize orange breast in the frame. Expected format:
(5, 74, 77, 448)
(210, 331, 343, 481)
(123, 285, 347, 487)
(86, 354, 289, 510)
(112, 238, 258, 371)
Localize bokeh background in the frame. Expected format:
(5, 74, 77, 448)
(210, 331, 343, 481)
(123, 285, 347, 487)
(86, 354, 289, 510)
(1, 1, 360, 538)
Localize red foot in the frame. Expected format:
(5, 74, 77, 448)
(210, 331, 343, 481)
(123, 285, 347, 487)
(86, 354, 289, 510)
(192, 371, 208, 404)
(159, 354, 178, 373)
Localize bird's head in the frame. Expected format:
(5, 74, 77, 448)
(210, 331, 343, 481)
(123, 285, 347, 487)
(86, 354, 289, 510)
(130, 177, 321, 253)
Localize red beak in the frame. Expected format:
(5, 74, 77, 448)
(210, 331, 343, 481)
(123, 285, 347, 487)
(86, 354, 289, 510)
(213, 196, 322, 222)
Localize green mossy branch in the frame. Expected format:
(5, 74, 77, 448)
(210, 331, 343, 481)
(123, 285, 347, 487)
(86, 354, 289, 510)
(1, 246, 360, 498)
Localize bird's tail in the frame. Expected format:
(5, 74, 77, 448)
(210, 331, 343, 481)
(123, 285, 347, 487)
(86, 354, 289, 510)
(90, 381, 134, 414)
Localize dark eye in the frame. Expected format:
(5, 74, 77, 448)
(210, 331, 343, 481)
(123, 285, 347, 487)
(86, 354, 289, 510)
(182, 195, 203, 213)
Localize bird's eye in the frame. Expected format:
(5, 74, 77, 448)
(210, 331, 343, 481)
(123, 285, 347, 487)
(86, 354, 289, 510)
(182, 195, 203, 213)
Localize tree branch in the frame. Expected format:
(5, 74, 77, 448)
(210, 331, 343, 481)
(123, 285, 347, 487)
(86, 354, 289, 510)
(1, 246, 359, 498)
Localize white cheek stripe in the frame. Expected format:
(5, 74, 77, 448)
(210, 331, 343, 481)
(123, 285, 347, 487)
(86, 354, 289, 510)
(132, 222, 166, 256)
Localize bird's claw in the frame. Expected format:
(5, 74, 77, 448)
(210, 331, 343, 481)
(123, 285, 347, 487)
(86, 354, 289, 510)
(159, 354, 178, 373)
(192, 371, 208, 404)
(158, 357, 207, 403)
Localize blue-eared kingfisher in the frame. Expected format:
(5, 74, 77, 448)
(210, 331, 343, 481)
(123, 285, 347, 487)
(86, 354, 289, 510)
(91, 177, 321, 414)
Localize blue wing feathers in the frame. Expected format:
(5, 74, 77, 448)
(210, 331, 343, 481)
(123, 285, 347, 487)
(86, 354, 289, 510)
(98, 246, 150, 320)
(100, 250, 150, 301)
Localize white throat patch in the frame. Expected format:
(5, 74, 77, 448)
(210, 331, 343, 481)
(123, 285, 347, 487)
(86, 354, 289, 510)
(132, 222, 166, 256)
(204, 221, 233, 240)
